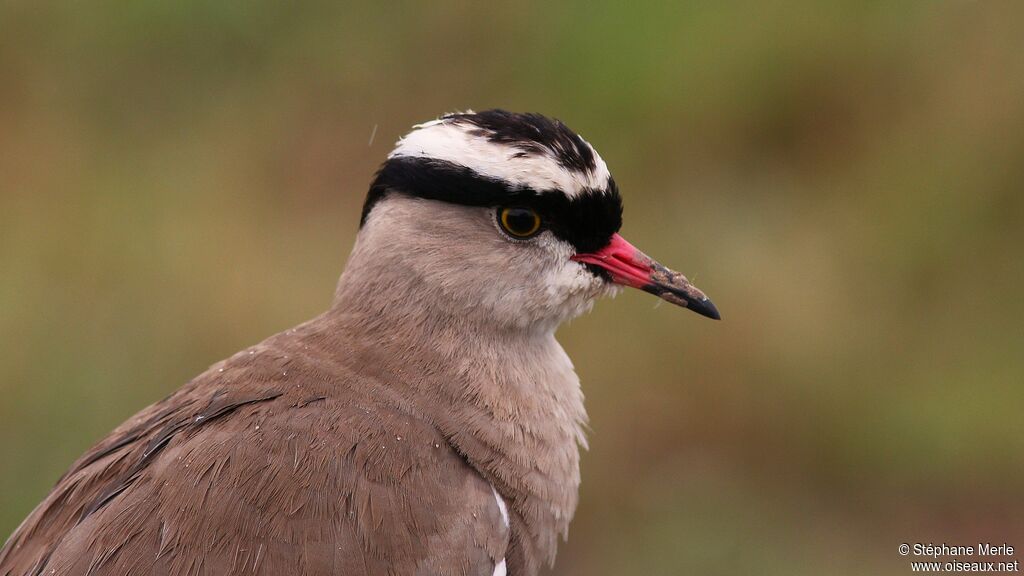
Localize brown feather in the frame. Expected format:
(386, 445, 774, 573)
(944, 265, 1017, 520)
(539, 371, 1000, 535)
(2, 162, 595, 576)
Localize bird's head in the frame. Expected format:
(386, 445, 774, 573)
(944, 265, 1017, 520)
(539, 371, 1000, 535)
(350, 110, 718, 332)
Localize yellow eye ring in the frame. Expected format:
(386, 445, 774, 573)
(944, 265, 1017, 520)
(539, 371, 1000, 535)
(498, 207, 542, 239)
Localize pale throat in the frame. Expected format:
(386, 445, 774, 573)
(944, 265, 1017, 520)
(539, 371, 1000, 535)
(326, 234, 588, 558)
(329, 233, 586, 431)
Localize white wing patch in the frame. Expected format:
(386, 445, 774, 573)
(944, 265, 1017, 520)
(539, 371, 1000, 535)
(491, 485, 510, 528)
(489, 484, 509, 575)
(390, 118, 610, 197)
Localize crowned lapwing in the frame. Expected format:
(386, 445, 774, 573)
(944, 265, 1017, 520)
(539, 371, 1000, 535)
(0, 110, 717, 576)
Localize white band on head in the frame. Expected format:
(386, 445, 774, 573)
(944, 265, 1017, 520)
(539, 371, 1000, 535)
(390, 116, 611, 198)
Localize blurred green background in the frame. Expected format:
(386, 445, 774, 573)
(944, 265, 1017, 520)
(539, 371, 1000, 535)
(2, 2, 1023, 574)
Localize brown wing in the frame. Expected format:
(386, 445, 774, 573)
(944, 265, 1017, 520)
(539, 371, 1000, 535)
(0, 356, 508, 576)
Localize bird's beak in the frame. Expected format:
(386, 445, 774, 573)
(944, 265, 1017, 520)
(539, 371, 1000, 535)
(571, 233, 721, 320)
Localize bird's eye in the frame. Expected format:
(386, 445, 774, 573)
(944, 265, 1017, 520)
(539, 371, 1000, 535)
(497, 207, 542, 239)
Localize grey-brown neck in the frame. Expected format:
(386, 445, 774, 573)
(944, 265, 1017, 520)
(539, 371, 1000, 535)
(324, 213, 589, 571)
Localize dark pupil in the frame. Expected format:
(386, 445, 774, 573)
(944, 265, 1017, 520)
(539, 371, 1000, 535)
(506, 208, 536, 233)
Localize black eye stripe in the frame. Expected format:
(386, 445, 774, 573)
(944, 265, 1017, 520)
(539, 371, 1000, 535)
(361, 156, 622, 253)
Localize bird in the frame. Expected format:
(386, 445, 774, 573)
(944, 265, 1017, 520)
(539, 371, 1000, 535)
(0, 109, 718, 576)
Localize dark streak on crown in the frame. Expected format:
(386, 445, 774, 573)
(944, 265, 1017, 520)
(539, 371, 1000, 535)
(361, 156, 622, 254)
(444, 109, 598, 173)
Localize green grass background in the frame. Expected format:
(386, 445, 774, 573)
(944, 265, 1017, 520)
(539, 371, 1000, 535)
(2, 2, 1022, 574)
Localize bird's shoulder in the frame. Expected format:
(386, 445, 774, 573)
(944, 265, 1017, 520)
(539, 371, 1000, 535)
(1, 337, 509, 576)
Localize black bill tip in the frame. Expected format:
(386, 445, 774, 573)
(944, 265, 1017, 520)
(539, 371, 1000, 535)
(640, 283, 722, 320)
(689, 296, 721, 320)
